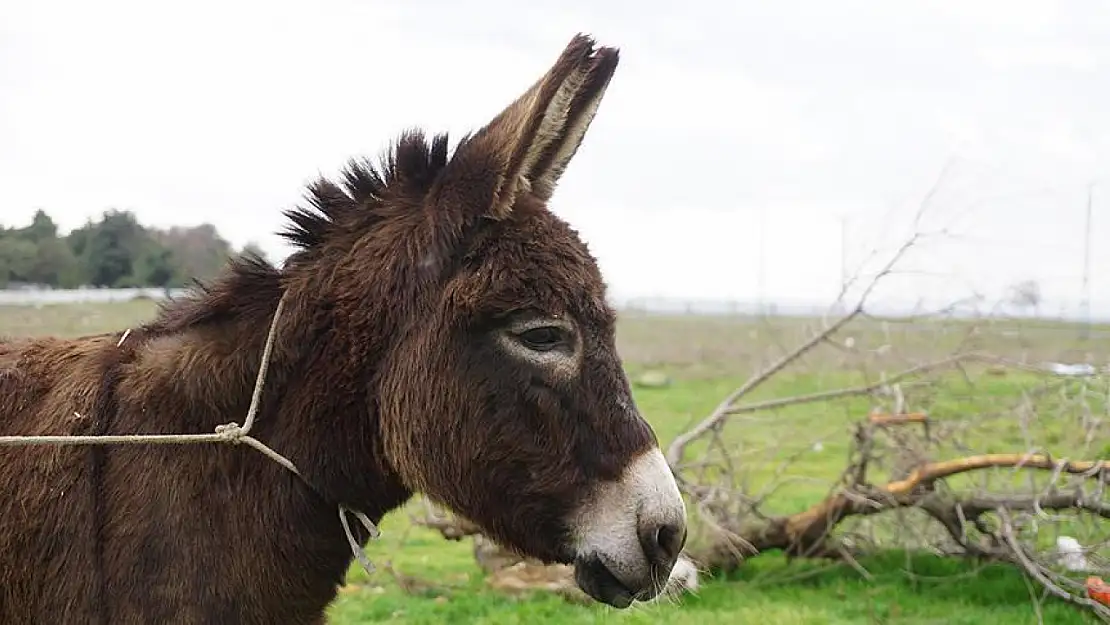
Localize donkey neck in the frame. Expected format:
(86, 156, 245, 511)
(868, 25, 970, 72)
(87, 282, 413, 623)
(140, 274, 413, 524)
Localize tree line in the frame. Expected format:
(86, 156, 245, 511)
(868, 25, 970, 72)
(0, 209, 264, 289)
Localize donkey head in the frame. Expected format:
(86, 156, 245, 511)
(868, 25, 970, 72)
(286, 34, 687, 607)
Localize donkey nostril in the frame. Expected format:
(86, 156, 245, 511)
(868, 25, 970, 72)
(658, 522, 687, 562)
(640, 520, 687, 568)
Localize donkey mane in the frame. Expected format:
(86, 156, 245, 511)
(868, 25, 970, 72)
(280, 130, 454, 253)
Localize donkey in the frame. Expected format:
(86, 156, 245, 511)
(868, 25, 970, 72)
(0, 34, 687, 624)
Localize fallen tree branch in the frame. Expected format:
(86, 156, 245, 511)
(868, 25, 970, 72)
(886, 454, 1108, 494)
(414, 513, 482, 541)
(868, 412, 929, 426)
(695, 453, 1109, 570)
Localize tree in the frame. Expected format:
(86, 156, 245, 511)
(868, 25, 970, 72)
(241, 241, 268, 263)
(133, 245, 178, 288)
(0, 237, 38, 287)
(1007, 279, 1042, 315)
(20, 209, 59, 242)
(27, 237, 82, 287)
(2, 208, 235, 290)
(151, 223, 233, 283)
(79, 210, 146, 286)
(66, 219, 95, 259)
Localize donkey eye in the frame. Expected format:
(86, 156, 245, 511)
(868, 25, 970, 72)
(517, 326, 565, 352)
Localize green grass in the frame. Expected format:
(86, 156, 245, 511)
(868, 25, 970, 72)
(329, 550, 1093, 624)
(2, 300, 1107, 624)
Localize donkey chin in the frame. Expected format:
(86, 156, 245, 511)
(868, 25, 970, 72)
(568, 447, 688, 608)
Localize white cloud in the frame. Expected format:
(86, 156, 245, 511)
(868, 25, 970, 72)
(978, 43, 1102, 72)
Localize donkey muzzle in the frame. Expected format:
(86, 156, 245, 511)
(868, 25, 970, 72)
(569, 447, 688, 607)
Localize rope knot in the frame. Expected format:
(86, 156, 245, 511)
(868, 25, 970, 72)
(215, 422, 245, 444)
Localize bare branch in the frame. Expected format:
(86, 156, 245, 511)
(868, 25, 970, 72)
(691, 451, 1109, 569)
(667, 208, 935, 468)
(720, 355, 972, 418)
(666, 310, 862, 467)
(998, 509, 1110, 620)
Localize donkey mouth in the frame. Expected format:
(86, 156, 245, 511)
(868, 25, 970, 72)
(573, 554, 662, 608)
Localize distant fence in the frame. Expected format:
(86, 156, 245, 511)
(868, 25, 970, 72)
(0, 288, 835, 316)
(2, 288, 1108, 325)
(0, 287, 191, 306)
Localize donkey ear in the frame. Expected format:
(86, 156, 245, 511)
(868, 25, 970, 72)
(434, 34, 620, 220)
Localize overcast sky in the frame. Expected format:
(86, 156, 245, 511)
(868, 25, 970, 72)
(2, 0, 1109, 313)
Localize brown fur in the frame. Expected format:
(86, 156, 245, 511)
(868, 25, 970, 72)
(0, 34, 663, 623)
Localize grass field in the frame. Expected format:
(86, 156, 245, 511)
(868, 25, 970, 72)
(2, 299, 1108, 624)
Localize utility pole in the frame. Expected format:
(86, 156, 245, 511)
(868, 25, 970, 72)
(757, 208, 766, 316)
(840, 214, 849, 293)
(1080, 183, 1094, 340)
